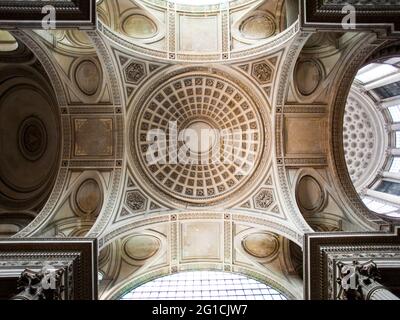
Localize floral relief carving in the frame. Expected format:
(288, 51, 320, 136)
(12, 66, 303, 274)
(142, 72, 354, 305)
(254, 188, 274, 210)
(126, 190, 147, 212)
(124, 61, 146, 84)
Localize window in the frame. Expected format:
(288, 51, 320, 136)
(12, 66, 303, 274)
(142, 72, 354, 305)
(388, 105, 400, 122)
(363, 198, 399, 214)
(355, 63, 398, 84)
(386, 212, 400, 218)
(396, 132, 400, 148)
(374, 81, 400, 99)
(390, 157, 400, 173)
(120, 271, 287, 300)
(375, 180, 400, 196)
(385, 57, 400, 65)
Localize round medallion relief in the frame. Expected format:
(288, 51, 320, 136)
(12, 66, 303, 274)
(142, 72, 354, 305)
(18, 117, 47, 162)
(295, 59, 323, 96)
(242, 232, 279, 260)
(74, 179, 103, 216)
(74, 60, 101, 96)
(123, 235, 160, 261)
(129, 68, 270, 206)
(240, 14, 276, 40)
(122, 14, 157, 39)
(296, 175, 325, 213)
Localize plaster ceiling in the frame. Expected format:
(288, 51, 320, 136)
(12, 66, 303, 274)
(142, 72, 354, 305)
(1, 0, 397, 301)
(128, 67, 271, 206)
(343, 86, 387, 191)
(97, 0, 287, 62)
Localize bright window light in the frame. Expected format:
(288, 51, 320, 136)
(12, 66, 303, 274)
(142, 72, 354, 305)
(363, 197, 398, 214)
(390, 157, 400, 173)
(355, 63, 398, 84)
(170, 0, 229, 5)
(396, 132, 400, 148)
(385, 57, 400, 65)
(120, 271, 287, 300)
(386, 212, 400, 218)
(389, 105, 400, 122)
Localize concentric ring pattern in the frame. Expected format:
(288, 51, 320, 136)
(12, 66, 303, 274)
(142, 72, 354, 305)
(129, 68, 269, 205)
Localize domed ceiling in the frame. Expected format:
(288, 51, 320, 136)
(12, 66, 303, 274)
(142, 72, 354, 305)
(97, 0, 288, 62)
(128, 67, 271, 206)
(3, 0, 399, 301)
(343, 87, 387, 191)
(0, 71, 60, 213)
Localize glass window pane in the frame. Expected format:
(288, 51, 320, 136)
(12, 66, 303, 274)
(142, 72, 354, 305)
(390, 157, 400, 173)
(120, 271, 287, 301)
(396, 132, 400, 148)
(375, 180, 400, 196)
(389, 106, 400, 122)
(374, 82, 400, 100)
(356, 63, 398, 83)
(363, 197, 398, 214)
(385, 57, 400, 65)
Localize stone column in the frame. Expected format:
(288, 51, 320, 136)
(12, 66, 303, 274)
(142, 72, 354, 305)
(337, 260, 399, 300)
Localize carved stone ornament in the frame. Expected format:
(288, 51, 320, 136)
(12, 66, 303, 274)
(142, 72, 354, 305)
(254, 189, 274, 210)
(126, 190, 147, 212)
(252, 61, 273, 84)
(124, 61, 146, 84)
(0, 238, 98, 300)
(12, 266, 65, 300)
(304, 228, 400, 300)
(0, 0, 97, 29)
(336, 260, 380, 300)
(301, 0, 400, 36)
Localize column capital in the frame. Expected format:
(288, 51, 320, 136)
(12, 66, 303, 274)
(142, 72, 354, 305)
(11, 265, 65, 300)
(337, 260, 380, 300)
(337, 260, 399, 300)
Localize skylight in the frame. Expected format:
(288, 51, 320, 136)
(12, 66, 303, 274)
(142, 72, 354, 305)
(390, 157, 400, 173)
(389, 105, 400, 122)
(396, 132, 400, 148)
(120, 271, 287, 300)
(363, 197, 399, 214)
(170, 0, 229, 5)
(355, 63, 398, 84)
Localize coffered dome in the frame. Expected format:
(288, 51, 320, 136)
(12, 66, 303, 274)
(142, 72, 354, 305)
(128, 67, 270, 207)
(343, 86, 387, 191)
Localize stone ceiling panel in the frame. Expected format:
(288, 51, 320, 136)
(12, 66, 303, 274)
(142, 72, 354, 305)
(128, 66, 271, 208)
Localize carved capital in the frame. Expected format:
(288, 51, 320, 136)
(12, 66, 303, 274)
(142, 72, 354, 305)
(12, 265, 65, 300)
(336, 260, 385, 300)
